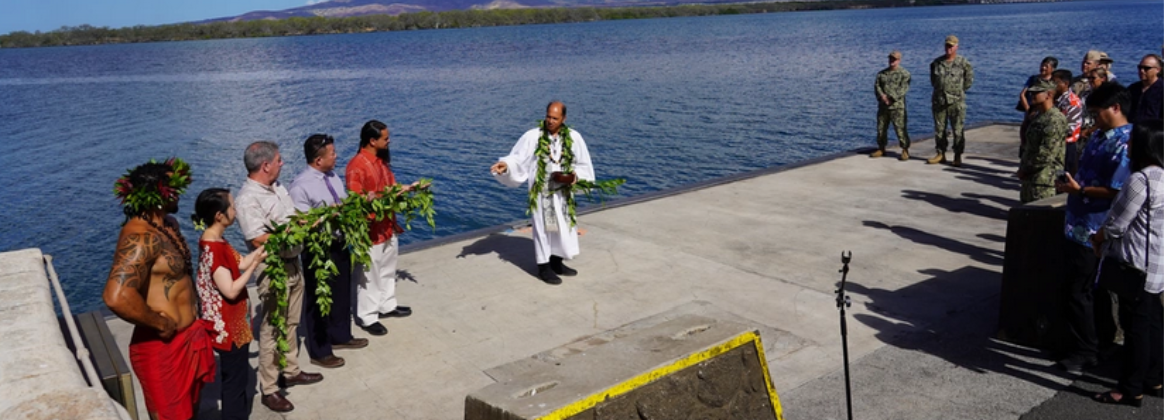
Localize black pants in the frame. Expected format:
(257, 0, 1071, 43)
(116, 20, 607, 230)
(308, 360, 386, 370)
(1100, 259, 1164, 396)
(215, 342, 250, 420)
(303, 244, 355, 360)
(1063, 242, 1099, 359)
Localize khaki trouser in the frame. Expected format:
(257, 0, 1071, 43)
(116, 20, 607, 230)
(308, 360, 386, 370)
(256, 257, 304, 396)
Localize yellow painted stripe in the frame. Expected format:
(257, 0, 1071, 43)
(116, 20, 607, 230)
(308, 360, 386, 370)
(752, 334, 785, 420)
(535, 330, 783, 420)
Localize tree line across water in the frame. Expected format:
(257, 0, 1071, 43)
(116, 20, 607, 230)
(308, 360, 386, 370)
(0, 0, 972, 48)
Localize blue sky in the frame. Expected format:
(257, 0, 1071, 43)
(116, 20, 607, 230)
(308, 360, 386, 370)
(0, 0, 320, 34)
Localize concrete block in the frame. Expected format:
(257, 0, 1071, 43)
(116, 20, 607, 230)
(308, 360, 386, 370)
(0, 249, 45, 276)
(465, 313, 783, 420)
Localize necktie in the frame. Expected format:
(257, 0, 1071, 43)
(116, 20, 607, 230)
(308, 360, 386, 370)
(324, 172, 342, 204)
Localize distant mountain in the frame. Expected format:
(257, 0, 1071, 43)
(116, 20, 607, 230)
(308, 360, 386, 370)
(197, 0, 795, 23)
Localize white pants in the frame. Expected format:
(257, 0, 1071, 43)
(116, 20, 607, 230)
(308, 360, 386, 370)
(355, 236, 398, 326)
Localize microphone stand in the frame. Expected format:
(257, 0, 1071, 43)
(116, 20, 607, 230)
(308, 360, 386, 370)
(836, 251, 854, 420)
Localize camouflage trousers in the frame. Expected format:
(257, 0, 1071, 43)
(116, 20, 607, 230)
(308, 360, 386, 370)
(1020, 182, 1056, 204)
(876, 106, 910, 150)
(932, 101, 966, 154)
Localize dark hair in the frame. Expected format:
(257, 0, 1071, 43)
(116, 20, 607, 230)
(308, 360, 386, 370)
(547, 101, 567, 117)
(360, 120, 388, 148)
(304, 134, 334, 164)
(1129, 120, 1164, 172)
(1051, 69, 1073, 84)
(1086, 82, 1129, 115)
(123, 162, 173, 217)
(1145, 54, 1164, 70)
(1041, 56, 1058, 69)
(191, 188, 231, 228)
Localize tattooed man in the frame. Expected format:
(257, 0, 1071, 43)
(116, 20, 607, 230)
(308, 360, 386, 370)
(103, 159, 215, 420)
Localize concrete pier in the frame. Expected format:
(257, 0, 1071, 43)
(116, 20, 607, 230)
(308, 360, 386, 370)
(92, 123, 1160, 419)
(0, 248, 130, 420)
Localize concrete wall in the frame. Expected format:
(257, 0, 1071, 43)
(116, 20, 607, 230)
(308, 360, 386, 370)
(0, 248, 130, 420)
(465, 312, 783, 420)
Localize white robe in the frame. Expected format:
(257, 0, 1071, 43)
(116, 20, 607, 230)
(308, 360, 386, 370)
(494, 127, 595, 264)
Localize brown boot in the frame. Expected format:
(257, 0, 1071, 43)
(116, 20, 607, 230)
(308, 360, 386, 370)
(952, 153, 963, 167)
(869, 149, 885, 158)
(899, 149, 910, 161)
(926, 152, 946, 165)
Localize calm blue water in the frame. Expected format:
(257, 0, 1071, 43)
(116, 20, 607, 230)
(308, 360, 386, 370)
(0, 0, 1160, 312)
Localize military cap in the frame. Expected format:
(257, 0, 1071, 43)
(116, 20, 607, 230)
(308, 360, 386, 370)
(1085, 50, 1112, 64)
(944, 35, 959, 46)
(889, 50, 902, 60)
(1027, 78, 1056, 93)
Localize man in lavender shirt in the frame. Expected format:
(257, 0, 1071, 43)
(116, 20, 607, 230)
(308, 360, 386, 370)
(289, 134, 369, 370)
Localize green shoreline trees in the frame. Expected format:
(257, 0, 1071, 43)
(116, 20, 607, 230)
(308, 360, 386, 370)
(1, 0, 970, 48)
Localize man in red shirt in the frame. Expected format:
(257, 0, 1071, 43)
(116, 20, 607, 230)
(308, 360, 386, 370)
(345, 120, 412, 336)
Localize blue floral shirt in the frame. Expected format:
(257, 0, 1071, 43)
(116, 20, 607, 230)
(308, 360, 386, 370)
(1064, 124, 1132, 246)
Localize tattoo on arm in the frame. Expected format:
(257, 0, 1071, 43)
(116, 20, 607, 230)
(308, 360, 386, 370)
(109, 233, 161, 289)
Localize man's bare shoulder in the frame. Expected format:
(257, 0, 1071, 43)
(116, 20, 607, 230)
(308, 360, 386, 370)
(108, 220, 163, 289)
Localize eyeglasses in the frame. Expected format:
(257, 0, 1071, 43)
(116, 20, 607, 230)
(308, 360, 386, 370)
(1139, 65, 1160, 71)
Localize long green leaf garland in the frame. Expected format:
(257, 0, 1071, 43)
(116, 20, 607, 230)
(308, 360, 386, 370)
(260, 179, 436, 368)
(527, 121, 626, 227)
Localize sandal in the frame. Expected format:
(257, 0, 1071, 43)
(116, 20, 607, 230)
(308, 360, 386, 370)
(1093, 391, 1143, 407)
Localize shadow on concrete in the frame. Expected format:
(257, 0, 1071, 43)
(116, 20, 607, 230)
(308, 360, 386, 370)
(397, 269, 418, 284)
(862, 220, 1004, 265)
(977, 233, 1007, 243)
(845, 265, 1074, 394)
(964, 192, 1021, 209)
(1019, 355, 1164, 419)
(900, 190, 1010, 221)
(455, 233, 536, 275)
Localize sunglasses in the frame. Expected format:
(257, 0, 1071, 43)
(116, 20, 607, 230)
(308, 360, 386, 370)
(1139, 65, 1160, 71)
(306, 135, 335, 159)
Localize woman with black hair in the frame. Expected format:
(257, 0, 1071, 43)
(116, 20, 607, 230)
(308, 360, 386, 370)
(192, 188, 266, 419)
(1090, 119, 1164, 406)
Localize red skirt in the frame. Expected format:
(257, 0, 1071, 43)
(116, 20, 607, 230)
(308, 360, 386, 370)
(129, 319, 217, 420)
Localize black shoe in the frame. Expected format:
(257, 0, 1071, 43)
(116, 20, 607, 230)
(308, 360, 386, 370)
(537, 264, 562, 285)
(361, 322, 388, 336)
(379, 306, 412, 318)
(1058, 354, 1098, 374)
(549, 256, 578, 276)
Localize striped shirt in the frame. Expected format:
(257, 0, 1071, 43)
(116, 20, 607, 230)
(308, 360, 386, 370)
(1055, 90, 1083, 144)
(1102, 166, 1164, 293)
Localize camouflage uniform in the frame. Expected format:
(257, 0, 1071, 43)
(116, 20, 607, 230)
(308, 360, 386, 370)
(875, 66, 911, 150)
(930, 55, 974, 154)
(1019, 108, 1068, 203)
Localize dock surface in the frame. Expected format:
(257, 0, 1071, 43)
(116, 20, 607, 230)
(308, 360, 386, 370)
(100, 123, 1162, 419)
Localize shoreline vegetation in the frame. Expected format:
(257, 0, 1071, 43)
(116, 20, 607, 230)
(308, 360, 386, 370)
(1, 0, 1040, 49)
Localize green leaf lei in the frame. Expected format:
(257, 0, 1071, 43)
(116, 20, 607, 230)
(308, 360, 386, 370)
(527, 121, 626, 227)
(260, 179, 436, 368)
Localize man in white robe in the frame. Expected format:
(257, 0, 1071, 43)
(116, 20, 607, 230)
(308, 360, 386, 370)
(491, 101, 595, 284)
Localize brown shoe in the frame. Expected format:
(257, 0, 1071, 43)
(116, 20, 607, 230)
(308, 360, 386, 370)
(282, 371, 324, 387)
(926, 152, 946, 165)
(952, 153, 963, 167)
(261, 393, 294, 413)
(333, 338, 369, 350)
(899, 149, 909, 161)
(310, 355, 345, 368)
(869, 149, 885, 158)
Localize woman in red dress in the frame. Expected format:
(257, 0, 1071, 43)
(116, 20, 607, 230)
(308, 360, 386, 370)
(192, 188, 266, 420)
